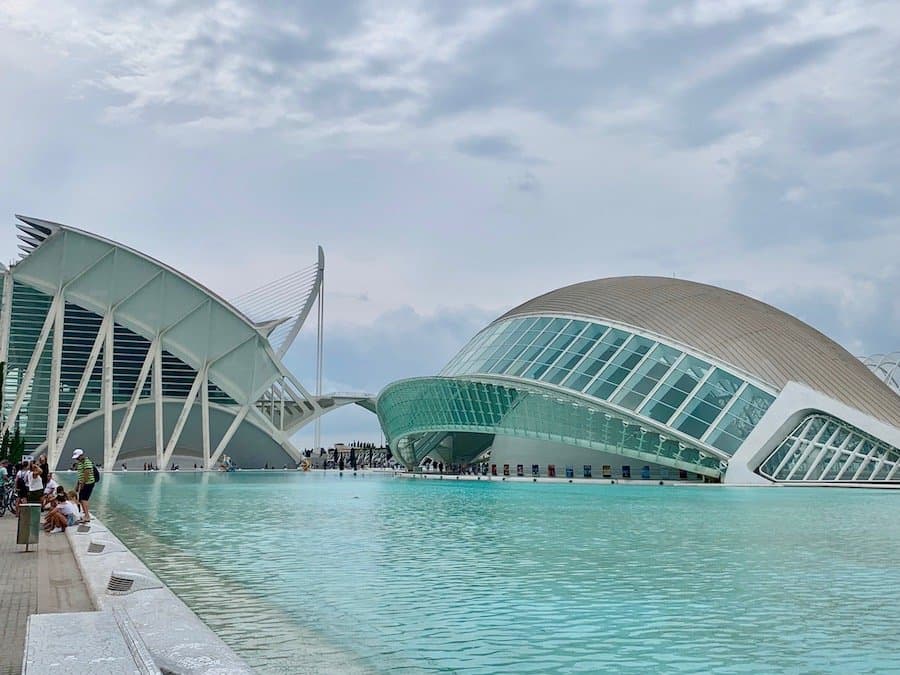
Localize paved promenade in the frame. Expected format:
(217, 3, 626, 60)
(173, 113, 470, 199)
(0, 513, 93, 675)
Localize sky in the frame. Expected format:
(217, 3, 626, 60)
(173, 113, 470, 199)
(1, 0, 899, 447)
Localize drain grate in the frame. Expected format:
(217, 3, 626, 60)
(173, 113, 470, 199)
(87, 542, 106, 554)
(105, 570, 163, 595)
(77, 524, 91, 533)
(107, 575, 135, 594)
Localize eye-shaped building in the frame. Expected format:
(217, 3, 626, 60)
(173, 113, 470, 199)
(376, 277, 900, 485)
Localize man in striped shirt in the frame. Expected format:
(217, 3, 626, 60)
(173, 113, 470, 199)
(72, 448, 96, 523)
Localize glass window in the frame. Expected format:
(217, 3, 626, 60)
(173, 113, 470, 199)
(505, 324, 561, 376)
(704, 385, 775, 455)
(479, 319, 535, 372)
(486, 319, 543, 373)
(542, 334, 596, 385)
(673, 369, 743, 439)
(524, 324, 581, 379)
(586, 335, 654, 400)
(612, 344, 681, 410)
(639, 356, 711, 424)
(562, 328, 629, 392)
(562, 320, 588, 336)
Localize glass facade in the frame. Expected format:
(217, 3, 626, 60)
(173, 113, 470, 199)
(2, 281, 233, 453)
(442, 316, 775, 456)
(377, 377, 723, 477)
(758, 413, 900, 482)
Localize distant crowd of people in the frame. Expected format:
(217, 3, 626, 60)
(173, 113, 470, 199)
(0, 448, 98, 532)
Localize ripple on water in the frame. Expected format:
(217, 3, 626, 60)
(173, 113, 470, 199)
(92, 474, 900, 673)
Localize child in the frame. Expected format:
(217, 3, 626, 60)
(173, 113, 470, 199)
(67, 490, 83, 522)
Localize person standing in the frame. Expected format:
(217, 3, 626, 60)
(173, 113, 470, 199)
(27, 462, 44, 504)
(72, 449, 96, 523)
(38, 455, 50, 486)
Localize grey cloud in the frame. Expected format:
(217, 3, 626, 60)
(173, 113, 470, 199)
(768, 274, 900, 356)
(729, 151, 897, 248)
(669, 34, 858, 147)
(420, 6, 785, 124)
(454, 133, 542, 164)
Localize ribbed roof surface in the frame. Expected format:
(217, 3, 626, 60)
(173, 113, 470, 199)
(498, 276, 900, 428)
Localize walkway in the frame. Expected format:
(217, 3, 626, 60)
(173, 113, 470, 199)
(0, 512, 93, 675)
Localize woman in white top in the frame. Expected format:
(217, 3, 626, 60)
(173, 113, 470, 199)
(26, 462, 44, 504)
(41, 473, 59, 509)
(44, 494, 78, 532)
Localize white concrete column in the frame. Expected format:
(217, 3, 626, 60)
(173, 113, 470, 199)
(201, 373, 210, 470)
(102, 314, 114, 465)
(0, 270, 13, 366)
(153, 341, 163, 469)
(46, 297, 64, 470)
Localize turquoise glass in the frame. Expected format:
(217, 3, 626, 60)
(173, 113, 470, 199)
(438, 316, 776, 457)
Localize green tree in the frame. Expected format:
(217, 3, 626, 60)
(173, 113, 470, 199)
(10, 424, 24, 465)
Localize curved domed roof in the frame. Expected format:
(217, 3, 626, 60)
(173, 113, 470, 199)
(497, 276, 900, 427)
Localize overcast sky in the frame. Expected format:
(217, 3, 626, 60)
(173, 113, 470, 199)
(2, 0, 899, 446)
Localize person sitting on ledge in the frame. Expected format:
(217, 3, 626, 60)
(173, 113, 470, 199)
(44, 493, 78, 533)
(67, 490, 83, 521)
(41, 472, 59, 510)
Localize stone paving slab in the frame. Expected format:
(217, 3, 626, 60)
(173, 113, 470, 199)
(22, 611, 143, 674)
(0, 515, 38, 675)
(37, 521, 94, 615)
(0, 509, 94, 675)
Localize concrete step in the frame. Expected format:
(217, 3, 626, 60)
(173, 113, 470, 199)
(23, 608, 158, 674)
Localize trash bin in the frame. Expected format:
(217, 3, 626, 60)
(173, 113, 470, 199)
(17, 504, 40, 551)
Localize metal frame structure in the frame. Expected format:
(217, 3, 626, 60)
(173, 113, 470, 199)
(0, 216, 372, 471)
(861, 352, 900, 395)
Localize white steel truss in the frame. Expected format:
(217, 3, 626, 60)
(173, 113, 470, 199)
(1, 216, 374, 471)
(758, 413, 900, 483)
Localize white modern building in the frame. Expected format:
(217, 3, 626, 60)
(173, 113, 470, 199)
(377, 277, 900, 485)
(1, 215, 372, 471)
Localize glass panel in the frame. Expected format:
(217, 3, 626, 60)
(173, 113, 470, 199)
(542, 333, 597, 385)
(505, 324, 561, 376)
(673, 369, 742, 439)
(823, 452, 851, 480)
(611, 344, 681, 411)
(705, 385, 775, 455)
(562, 320, 588, 336)
(487, 319, 543, 373)
(639, 356, 711, 425)
(561, 328, 629, 392)
(586, 335, 654, 400)
(523, 324, 579, 379)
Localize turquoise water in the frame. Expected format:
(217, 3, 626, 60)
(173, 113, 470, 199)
(90, 472, 900, 673)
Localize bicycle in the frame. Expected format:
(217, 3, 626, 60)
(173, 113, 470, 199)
(0, 477, 16, 517)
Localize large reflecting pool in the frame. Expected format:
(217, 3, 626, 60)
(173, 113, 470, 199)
(90, 472, 900, 673)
